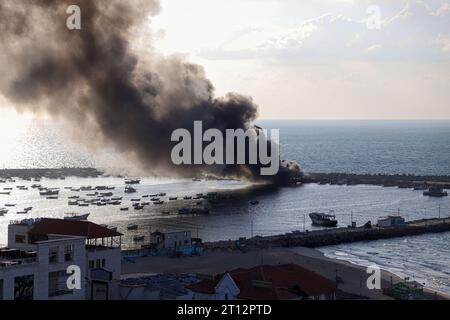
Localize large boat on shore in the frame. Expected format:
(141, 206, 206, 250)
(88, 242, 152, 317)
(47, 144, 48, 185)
(309, 212, 338, 227)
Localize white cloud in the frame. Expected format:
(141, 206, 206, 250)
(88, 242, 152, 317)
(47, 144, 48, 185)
(434, 34, 450, 52)
(431, 2, 450, 16)
(366, 44, 382, 52)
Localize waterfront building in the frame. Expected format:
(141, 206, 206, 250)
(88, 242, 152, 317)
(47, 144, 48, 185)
(1, 218, 122, 300)
(186, 264, 337, 300)
(377, 216, 406, 228)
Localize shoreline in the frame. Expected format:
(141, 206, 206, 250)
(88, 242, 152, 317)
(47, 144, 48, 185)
(121, 246, 449, 300)
(317, 248, 450, 300)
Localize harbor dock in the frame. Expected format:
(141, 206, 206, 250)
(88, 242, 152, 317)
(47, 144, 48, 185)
(205, 218, 450, 250)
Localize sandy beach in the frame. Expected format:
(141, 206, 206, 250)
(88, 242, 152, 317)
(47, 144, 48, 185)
(122, 246, 449, 300)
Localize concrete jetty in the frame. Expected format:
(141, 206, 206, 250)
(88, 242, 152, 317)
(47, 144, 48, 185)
(305, 172, 450, 189)
(205, 218, 450, 250)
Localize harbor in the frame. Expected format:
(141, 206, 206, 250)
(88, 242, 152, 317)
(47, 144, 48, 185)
(204, 217, 450, 250)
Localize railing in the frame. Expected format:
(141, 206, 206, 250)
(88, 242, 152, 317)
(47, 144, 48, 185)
(0, 257, 37, 269)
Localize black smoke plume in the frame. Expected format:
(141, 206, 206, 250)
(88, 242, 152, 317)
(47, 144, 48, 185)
(0, 0, 278, 180)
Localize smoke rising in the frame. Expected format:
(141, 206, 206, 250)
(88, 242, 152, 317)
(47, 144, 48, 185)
(0, 0, 268, 179)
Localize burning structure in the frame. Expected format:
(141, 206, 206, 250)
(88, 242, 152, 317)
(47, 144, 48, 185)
(0, 0, 303, 185)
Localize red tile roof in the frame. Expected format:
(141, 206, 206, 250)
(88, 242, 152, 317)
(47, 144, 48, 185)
(188, 264, 336, 300)
(28, 218, 122, 239)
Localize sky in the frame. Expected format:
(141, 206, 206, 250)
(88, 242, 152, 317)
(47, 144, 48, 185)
(149, 0, 450, 120)
(1, 0, 449, 121)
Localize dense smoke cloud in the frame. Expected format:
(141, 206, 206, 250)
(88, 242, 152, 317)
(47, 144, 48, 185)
(0, 0, 264, 179)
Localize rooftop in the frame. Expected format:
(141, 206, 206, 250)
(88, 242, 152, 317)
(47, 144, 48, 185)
(187, 264, 337, 300)
(27, 218, 123, 239)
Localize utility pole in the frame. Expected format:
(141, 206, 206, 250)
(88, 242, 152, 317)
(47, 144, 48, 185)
(303, 214, 306, 232)
(439, 205, 441, 219)
(251, 220, 254, 239)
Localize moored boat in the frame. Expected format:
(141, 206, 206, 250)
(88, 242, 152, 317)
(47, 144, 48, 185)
(309, 212, 338, 227)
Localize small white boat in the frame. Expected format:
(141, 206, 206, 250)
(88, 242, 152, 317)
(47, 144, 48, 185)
(40, 189, 59, 196)
(64, 213, 90, 221)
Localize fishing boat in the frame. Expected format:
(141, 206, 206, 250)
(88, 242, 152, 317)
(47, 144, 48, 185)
(169, 197, 178, 201)
(0, 208, 8, 215)
(153, 200, 164, 205)
(125, 179, 141, 185)
(0, 191, 11, 195)
(64, 213, 90, 221)
(131, 198, 141, 202)
(40, 189, 59, 196)
(158, 193, 166, 197)
(423, 186, 448, 197)
(183, 196, 192, 200)
(120, 207, 129, 211)
(150, 197, 160, 202)
(125, 186, 137, 194)
(46, 196, 58, 200)
(309, 212, 338, 227)
(178, 208, 191, 215)
(5, 203, 15, 207)
(24, 207, 32, 212)
(127, 224, 138, 230)
(133, 235, 145, 242)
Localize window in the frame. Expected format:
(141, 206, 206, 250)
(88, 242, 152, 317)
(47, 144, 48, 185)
(48, 271, 73, 297)
(101, 259, 106, 268)
(96, 259, 101, 268)
(14, 275, 34, 300)
(65, 244, 74, 262)
(49, 247, 59, 264)
(15, 235, 26, 244)
(89, 260, 94, 269)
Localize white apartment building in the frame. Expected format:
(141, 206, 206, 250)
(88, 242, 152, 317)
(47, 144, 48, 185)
(0, 218, 123, 300)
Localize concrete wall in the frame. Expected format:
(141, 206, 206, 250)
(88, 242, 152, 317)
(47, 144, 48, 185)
(0, 236, 86, 300)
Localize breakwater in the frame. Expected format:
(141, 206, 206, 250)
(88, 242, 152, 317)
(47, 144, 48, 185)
(305, 172, 450, 189)
(205, 218, 450, 250)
